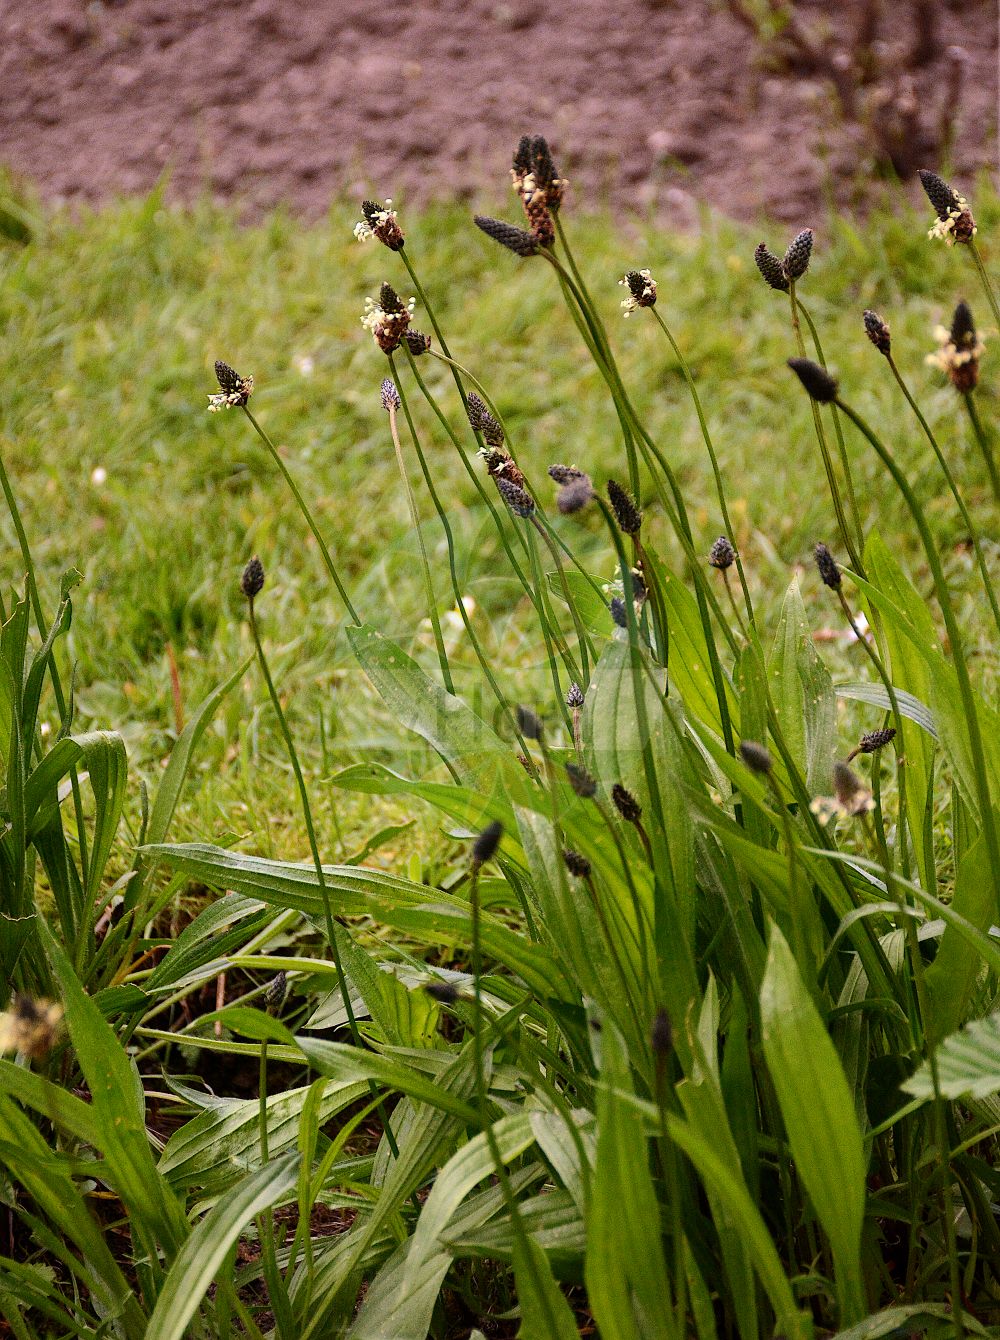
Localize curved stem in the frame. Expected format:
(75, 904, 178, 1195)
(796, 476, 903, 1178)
(385, 398, 455, 692)
(242, 408, 360, 625)
(887, 356, 1000, 639)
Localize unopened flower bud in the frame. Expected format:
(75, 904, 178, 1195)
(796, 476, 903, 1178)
(241, 556, 265, 600)
(788, 357, 839, 403)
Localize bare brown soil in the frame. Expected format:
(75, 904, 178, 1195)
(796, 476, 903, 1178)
(0, 0, 996, 222)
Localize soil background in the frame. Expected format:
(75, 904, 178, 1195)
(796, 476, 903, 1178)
(0, 0, 997, 222)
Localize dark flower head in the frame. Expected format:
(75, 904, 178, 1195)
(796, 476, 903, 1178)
(497, 476, 535, 518)
(474, 214, 539, 256)
(607, 479, 642, 534)
(472, 820, 503, 865)
(210, 360, 254, 410)
(951, 300, 976, 350)
(782, 229, 813, 281)
(918, 168, 962, 220)
(355, 199, 405, 250)
(860, 726, 897, 753)
(557, 476, 595, 514)
(739, 739, 773, 774)
(265, 970, 288, 1013)
(516, 705, 544, 739)
(425, 979, 460, 1004)
(467, 392, 505, 448)
(814, 542, 842, 590)
(863, 310, 891, 357)
(610, 596, 628, 629)
(754, 242, 789, 293)
(651, 1007, 673, 1058)
(918, 169, 976, 244)
(361, 285, 414, 353)
(548, 463, 587, 485)
(611, 783, 642, 824)
(788, 357, 839, 403)
(566, 682, 585, 708)
(619, 269, 657, 315)
(403, 329, 432, 356)
(241, 556, 265, 600)
(380, 378, 401, 412)
(708, 536, 736, 570)
(566, 761, 597, 798)
(563, 848, 592, 878)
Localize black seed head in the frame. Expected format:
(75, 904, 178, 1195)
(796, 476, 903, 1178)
(859, 726, 897, 753)
(651, 1007, 673, 1058)
(739, 739, 773, 775)
(265, 971, 288, 1013)
(472, 820, 503, 865)
(512, 135, 534, 177)
(215, 359, 242, 392)
(863, 310, 891, 357)
(918, 168, 962, 221)
(623, 269, 657, 308)
(814, 542, 842, 590)
(474, 214, 539, 257)
(708, 535, 736, 570)
(607, 479, 642, 534)
(380, 378, 401, 412)
(403, 329, 432, 356)
(425, 980, 460, 1004)
(516, 705, 544, 740)
(563, 848, 592, 879)
(241, 556, 265, 600)
(558, 476, 595, 514)
(950, 299, 976, 351)
(566, 682, 585, 708)
(467, 392, 504, 447)
(548, 463, 586, 485)
(782, 229, 813, 281)
(611, 782, 642, 824)
(610, 596, 628, 629)
(378, 281, 405, 314)
(497, 477, 535, 518)
(788, 357, 839, 403)
(566, 761, 598, 798)
(754, 242, 789, 293)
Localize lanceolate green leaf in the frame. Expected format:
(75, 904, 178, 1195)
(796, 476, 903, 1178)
(146, 842, 574, 1002)
(347, 622, 528, 795)
(760, 926, 867, 1325)
(40, 920, 189, 1262)
(904, 1010, 1000, 1100)
(767, 576, 835, 796)
(145, 1151, 299, 1340)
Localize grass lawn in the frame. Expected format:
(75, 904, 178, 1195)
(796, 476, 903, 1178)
(2, 179, 998, 872)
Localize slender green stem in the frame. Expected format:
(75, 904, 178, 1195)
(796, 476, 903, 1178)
(969, 241, 1000, 332)
(426, 346, 609, 608)
(391, 355, 530, 752)
(242, 408, 360, 624)
(256, 1038, 294, 1338)
(961, 390, 1000, 507)
(887, 357, 1000, 640)
(788, 285, 862, 574)
(799, 300, 866, 565)
(385, 397, 455, 692)
(835, 590, 911, 885)
(246, 598, 401, 1162)
(649, 307, 755, 625)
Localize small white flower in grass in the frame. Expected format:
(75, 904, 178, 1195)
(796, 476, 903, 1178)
(91, 465, 107, 485)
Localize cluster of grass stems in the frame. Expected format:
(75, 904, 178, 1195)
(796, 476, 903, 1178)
(4, 150, 1000, 1340)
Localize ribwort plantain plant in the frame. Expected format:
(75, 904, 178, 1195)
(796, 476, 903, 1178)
(11, 139, 1000, 1340)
